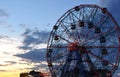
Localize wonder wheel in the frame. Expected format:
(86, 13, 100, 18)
(47, 4, 120, 77)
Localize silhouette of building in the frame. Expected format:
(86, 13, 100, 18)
(20, 70, 50, 77)
(20, 72, 29, 77)
(29, 70, 44, 77)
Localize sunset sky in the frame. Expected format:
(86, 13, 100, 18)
(0, 0, 120, 77)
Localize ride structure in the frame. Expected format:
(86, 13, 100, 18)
(46, 4, 120, 77)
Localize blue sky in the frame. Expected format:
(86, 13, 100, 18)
(0, 0, 120, 77)
(0, 0, 101, 38)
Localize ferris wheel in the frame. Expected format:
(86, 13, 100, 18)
(46, 4, 120, 77)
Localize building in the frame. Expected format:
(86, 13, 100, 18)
(20, 73, 29, 77)
(20, 70, 50, 77)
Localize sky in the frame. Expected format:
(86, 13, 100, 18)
(0, 0, 101, 37)
(0, 0, 120, 77)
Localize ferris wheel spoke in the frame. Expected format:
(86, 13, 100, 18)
(89, 8, 98, 22)
(68, 15, 85, 42)
(84, 17, 110, 43)
(53, 33, 72, 43)
(85, 46, 119, 48)
(70, 11, 86, 41)
(52, 52, 67, 61)
(84, 28, 116, 45)
(79, 7, 84, 20)
(106, 33, 118, 45)
(49, 46, 68, 48)
(78, 47, 116, 66)
(82, 7, 86, 21)
(76, 29, 85, 43)
(84, 28, 94, 43)
(61, 22, 82, 43)
(87, 51, 115, 66)
(99, 16, 109, 28)
(61, 23, 74, 41)
(68, 12, 76, 23)
(97, 14, 109, 27)
(84, 8, 96, 22)
(70, 12, 80, 21)
(90, 29, 116, 46)
(50, 45, 119, 49)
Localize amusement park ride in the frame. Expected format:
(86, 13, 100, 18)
(46, 4, 120, 77)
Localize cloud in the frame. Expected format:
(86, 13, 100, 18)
(4, 61, 17, 65)
(0, 9, 10, 26)
(0, 9, 8, 17)
(19, 28, 49, 50)
(27, 61, 49, 71)
(17, 67, 34, 71)
(107, 0, 120, 25)
(16, 29, 49, 64)
(19, 24, 27, 29)
(99, 0, 108, 7)
(98, 0, 120, 25)
(0, 34, 9, 39)
(0, 64, 9, 66)
(15, 50, 48, 71)
(0, 70, 8, 72)
(0, 61, 17, 67)
(3, 52, 10, 55)
(15, 48, 46, 62)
